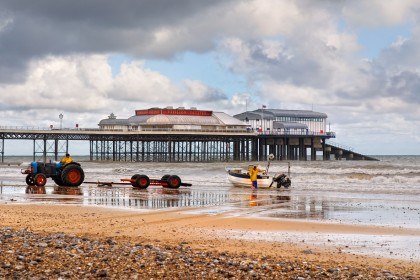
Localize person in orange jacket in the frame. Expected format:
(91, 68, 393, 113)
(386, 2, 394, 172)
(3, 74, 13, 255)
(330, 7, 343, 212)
(249, 165, 265, 189)
(60, 153, 73, 165)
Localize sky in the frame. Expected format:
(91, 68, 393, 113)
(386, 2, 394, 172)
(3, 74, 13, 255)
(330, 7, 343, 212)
(0, 0, 419, 155)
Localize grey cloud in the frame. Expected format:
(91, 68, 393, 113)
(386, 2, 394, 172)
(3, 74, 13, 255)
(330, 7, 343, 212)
(1, 0, 223, 29)
(387, 71, 420, 103)
(227, 39, 339, 89)
(197, 87, 228, 103)
(182, 80, 228, 103)
(378, 38, 420, 70)
(0, 0, 233, 82)
(225, 25, 420, 109)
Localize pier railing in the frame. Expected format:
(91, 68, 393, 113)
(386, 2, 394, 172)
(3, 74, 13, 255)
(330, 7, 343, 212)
(0, 126, 337, 137)
(326, 140, 353, 151)
(258, 130, 336, 137)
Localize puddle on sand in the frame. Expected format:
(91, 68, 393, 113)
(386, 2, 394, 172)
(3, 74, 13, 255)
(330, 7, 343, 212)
(209, 229, 420, 262)
(0, 184, 232, 209)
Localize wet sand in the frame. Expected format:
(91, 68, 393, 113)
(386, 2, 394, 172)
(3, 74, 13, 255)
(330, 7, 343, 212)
(0, 204, 419, 278)
(1, 158, 420, 277)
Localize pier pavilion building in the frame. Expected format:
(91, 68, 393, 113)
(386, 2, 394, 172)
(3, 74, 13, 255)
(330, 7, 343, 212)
(95, 106, 337, 161)
(233, 109, 331, 136)
(231, 108, 334, 161)
(98, 107, 248, 132)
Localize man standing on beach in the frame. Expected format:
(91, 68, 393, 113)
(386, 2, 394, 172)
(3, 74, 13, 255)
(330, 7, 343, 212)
(249, 165, 265, 189)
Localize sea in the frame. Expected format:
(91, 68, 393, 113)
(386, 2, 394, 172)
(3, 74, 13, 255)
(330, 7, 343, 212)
(0, 155, 419, 261)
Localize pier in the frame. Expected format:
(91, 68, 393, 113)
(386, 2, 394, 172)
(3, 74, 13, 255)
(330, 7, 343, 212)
(0, 127, 376, 162)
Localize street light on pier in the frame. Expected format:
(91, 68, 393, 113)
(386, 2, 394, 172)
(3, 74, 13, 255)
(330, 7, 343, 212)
(262, 105, 266, 133)
(59, 113, 63, 129)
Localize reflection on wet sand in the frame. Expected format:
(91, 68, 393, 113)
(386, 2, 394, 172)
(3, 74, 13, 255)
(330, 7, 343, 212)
(83, 186, 232, 209)
(4, 184, 394, 227)
(25, 186, 46, 194)
(239, 190, 374, 222)
(25, 185, 84, 196)
(257, 195, 363, 221)
(53, 186, 83, 195)
(21, 185, 84, 204)
(247, 188, 291, 208)
(249, 190, 258, 207)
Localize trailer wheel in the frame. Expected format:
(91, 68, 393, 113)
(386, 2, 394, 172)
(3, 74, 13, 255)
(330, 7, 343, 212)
(61, 164, 85, 186)
(131, 174, 140, 187)
(167, 175, 181, 189)
(161, 174, 170, 181)
(34, 173, 47, 186)
(135, 175, 150, 189)
(26, 174, 35, 186)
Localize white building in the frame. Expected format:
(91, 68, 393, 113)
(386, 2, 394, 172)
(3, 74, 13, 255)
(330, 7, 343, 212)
(98, 107, 249, 132)
(234, 109, 332, 136)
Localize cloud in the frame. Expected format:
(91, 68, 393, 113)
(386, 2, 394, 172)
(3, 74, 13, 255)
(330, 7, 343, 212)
(0, 1, 224, 81)
(376, 27, 420, 71)
(0, 0, 420, 154)
(0, 0, 319, 81)
(183, 80, 227, 102)
(342, 0, 420, 27)
(110, 61, 181, 103)
(0, 55, 111, 112)
(0, 54, 236, 127)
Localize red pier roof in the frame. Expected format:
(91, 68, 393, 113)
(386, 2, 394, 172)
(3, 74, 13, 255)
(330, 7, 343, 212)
(135, 108, 213, 117)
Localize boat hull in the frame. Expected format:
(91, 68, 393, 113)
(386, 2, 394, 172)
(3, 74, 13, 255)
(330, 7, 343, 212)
(227, 170, 273, 188)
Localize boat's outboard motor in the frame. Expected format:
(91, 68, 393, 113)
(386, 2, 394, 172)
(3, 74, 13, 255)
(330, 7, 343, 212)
(272, 173, 291, 188)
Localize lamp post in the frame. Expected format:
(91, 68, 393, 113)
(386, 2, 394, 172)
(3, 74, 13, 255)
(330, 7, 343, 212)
(261, 105, 266, 133)
(59, 113, 63, 129)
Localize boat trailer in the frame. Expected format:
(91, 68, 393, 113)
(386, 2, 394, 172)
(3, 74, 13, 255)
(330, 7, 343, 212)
(84, 174, 192, 189)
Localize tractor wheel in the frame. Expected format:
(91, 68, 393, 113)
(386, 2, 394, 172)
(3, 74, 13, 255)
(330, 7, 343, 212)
(161, 174, 170, 181)
(135, 175, 150, 189)
(34, 173, 47, 187)
(283, 178, 291, 188)
(51, 176, 65, 186)
(131, 174, 140, 187)
(26, 174, 35, 186)
(61, 164, 85, 186)
(167, 175, 181, 189)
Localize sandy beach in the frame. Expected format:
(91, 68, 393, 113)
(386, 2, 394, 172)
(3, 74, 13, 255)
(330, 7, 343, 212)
(1, 157, 420, 278)
(1, 204, 419, 279)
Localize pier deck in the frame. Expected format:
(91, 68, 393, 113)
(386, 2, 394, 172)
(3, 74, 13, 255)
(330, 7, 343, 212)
(0, 128, 376, 162)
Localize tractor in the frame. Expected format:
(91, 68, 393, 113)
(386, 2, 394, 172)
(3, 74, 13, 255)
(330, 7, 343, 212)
(271, 173, 291, 188)
(21, 161, 85, 187)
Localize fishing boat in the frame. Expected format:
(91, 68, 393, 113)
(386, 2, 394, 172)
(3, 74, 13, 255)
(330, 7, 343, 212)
(226, 166, 273, 188)
(226, 155, 291, 188)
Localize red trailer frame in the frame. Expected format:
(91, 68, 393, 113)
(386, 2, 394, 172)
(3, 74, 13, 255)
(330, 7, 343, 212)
(84, 174, 191, 189)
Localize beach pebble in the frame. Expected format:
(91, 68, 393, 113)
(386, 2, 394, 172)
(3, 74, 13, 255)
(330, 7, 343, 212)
(0, 227, 414, 279)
